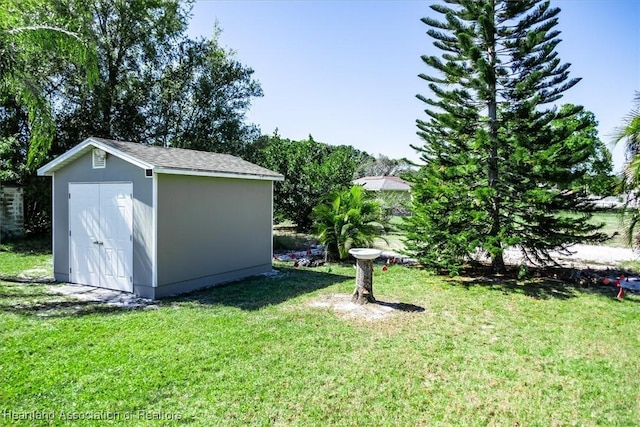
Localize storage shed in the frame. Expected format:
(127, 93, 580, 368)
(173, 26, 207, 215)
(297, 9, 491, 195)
(38, 137, 284, 299)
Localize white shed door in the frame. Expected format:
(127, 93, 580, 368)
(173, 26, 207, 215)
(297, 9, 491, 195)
(69, 183, 133, 292)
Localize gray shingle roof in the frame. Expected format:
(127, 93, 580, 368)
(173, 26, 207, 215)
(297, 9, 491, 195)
(353, 176, 411, 191)
(94, 138, 282, 179)
(38, 137, 283, 181)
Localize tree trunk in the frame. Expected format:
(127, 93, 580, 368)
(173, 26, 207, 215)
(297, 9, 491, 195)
(352, 259, 375, 304)
(486, 2, 506, 274)
(491, 251, 506, 274)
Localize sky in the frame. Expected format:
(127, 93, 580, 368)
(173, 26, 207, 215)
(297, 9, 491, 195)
(186, 0, 640, 170)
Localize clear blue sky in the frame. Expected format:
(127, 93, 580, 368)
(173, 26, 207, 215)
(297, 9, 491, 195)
(187, 0, 640, 169)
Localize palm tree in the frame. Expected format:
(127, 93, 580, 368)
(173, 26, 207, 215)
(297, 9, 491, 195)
(615, 92, 640, 158)
(615, 92, 640, 246)
(312, 185, 387, 261)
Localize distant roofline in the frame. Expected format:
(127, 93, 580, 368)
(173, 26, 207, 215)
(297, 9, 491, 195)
(352, 175, 411, 191)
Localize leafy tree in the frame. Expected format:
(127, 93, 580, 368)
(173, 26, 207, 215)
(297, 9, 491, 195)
(615, 92, 640, 159)
(0, 98, 28, 183)
(52, 0, 262, 157)
(145, 36, 262, 153)
(614, 92, 640, 246)
(404, 0, 613, 273)
(355, 154, 413, 178)
(1, 0, 97, 234)
(53, 0, 192, 151)
(376, 190, 412, 219)
(0, 0, 96, 166)
(254, 134, 369, 232)
(551, 104, 615, 196)
(2, 0, 263, 233)
(312, 185, 387, 261)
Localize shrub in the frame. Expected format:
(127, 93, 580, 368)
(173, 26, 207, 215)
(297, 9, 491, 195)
(312, 185, 387, 261)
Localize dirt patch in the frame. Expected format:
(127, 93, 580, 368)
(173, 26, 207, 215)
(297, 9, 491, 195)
(0, 269, 55, 283)
(48, 283, 156, 309)
(478, 244, 640, 270)
(308, 293, 425, 321)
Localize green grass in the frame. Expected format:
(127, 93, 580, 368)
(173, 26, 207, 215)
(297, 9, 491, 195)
(375, 212, 632, 253)
(559, 210, 629, 248)
(0, 237, 52, 278)
(1, 247, 639, 426)
(590, 211, 629, 247)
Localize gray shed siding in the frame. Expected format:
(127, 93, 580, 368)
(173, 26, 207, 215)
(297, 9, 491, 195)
(154, 174, 273, 298)
(52, 152, 154, 288)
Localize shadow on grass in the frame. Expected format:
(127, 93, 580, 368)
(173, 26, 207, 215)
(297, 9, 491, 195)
(447, 265, 640, 302)
(1, 299, 132, 317)
(373, 300, 426, 312)
(0, 235, 51, 255)
(171, 266, 352, 310)
(0, 284, 53, 299)
(455, 277, 580, 300)
(0, 282, 150, 318)
(0, 275, 55, 284)
(0, 266, 352, 318)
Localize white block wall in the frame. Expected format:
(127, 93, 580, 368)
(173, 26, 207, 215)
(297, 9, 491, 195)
(0, 186, 24, 238)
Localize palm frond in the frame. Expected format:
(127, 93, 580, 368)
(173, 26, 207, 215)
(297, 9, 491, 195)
(311, 185, 389, 260)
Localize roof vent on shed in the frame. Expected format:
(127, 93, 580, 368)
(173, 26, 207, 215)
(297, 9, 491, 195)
(92, 149, 107, 169)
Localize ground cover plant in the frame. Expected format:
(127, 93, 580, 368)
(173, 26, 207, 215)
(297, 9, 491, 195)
(1, 246, 639, 426)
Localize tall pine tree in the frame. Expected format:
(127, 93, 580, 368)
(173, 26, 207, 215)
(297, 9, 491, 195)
(404, 0, 613, 273)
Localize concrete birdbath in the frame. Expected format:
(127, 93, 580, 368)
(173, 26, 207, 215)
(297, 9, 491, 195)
(349, 248, 382, 304)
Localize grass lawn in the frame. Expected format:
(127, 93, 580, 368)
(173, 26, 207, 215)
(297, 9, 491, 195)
(561, 211, 629, 248)
(588, 211, 628, 247)
(0, 237, 52, 278)
(1, 247, 639, 425)
(382, 212, 632, 252)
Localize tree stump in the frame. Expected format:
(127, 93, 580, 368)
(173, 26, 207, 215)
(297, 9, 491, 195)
(352, 259, 375, 304)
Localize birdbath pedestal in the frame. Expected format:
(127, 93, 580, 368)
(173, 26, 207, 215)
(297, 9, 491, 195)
(349, 248, 382, 304)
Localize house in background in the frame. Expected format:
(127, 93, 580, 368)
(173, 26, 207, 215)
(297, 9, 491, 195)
(353, 175, 411, 192)
(589, 194, 638, 210)
(353, 176, 412, 216)
(38, 137, 284, 299)
(0, 183, 24, 241)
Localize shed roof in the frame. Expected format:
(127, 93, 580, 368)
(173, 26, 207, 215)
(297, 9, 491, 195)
(38, 137, 284, 181)
(353, 176, 411, 191)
